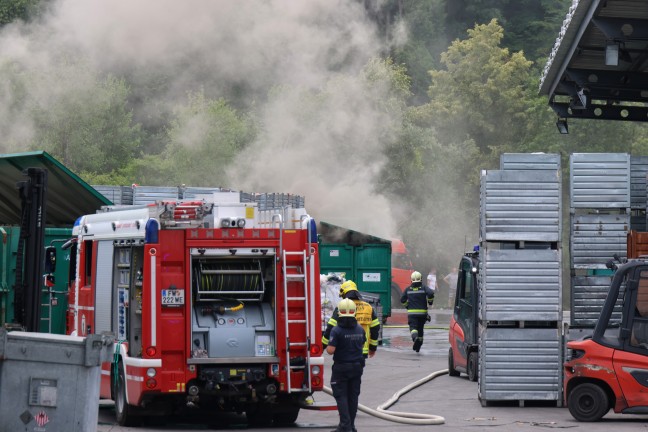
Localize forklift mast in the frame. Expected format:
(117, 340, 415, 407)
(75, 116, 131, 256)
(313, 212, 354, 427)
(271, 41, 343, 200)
(13, 168, 48, 332)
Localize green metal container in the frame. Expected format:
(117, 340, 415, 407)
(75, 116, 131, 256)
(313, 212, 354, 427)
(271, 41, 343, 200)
(0, 226, 72, 334)
(318, 223, 392, 318)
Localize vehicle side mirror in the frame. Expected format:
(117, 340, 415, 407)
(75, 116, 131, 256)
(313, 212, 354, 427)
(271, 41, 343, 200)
(44, 246, 56, 273)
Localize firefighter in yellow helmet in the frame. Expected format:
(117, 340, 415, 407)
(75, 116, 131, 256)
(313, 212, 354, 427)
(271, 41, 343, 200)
(401, 271, 434, 352)
(322, 280, 380, 358)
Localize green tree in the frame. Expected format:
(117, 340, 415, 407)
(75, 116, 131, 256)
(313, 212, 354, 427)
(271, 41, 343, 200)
(419, 19, 534, 166)
(162, 92, 257, 186)
(25, 62, 141, 175)
(444, 0, 569, 63)
(390, 0, 447, 104)
(0, 0, 44, 25)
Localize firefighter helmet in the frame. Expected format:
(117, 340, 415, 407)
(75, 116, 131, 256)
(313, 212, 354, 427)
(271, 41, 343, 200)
(411, 271, 422, 282)
(337, 298, 357, 317)
(339, 280, 358, 297)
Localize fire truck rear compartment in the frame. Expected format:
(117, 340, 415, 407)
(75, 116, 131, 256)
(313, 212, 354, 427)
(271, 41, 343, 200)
(188, 252, 284, 405)
(190, 255, 276, 359)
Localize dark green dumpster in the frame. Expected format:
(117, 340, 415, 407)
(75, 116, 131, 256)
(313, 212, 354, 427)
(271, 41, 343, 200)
(0, 227, 72, 334)
(318, 222, 392, 319)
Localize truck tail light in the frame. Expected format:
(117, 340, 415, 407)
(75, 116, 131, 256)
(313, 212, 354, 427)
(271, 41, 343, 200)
(311, 376, 322, 387)
(310, 345, 321, 355)
(146, 378, 157, 389)
(145, 346, 157, 357)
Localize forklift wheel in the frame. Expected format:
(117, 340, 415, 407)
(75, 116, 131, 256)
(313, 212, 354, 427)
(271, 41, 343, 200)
(448, 348, 460, 377)
(467, 351, 478, 382)
(568, 383, 609, 422)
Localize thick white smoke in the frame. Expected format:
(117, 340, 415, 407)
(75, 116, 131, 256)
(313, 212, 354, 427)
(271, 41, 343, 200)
(0, 0, 404, 238)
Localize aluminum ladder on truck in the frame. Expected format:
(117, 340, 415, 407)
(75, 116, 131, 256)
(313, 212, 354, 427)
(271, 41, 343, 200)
(282, 249, 312, 393)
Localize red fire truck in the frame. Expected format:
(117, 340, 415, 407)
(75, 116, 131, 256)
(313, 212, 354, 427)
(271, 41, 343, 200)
(63, 193, 323, 426)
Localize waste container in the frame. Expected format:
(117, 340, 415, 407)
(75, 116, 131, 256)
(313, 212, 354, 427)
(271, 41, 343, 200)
(318, 222, 393, 319)
(0, 329, 112, 432)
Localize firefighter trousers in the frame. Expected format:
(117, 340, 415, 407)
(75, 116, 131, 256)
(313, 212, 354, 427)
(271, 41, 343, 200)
(408, 314, 427, 352)
(330, 362, 364, 432)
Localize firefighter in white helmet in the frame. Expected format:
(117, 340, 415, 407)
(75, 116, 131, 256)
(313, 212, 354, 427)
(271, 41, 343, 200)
(400, 270, 435, 352)
(325, 298, 366, 432)
(322, 280, 380, 358)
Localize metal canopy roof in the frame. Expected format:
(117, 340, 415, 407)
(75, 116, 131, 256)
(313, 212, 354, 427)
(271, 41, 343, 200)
(0, 151, 112, 227)
(539, 0, 648, 122)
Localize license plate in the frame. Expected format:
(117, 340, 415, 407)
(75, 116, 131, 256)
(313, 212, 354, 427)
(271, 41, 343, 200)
(161, 289, 185, 306)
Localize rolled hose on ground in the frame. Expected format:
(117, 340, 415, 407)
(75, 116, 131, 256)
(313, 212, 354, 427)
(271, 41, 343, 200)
(322, 368, 447, 425)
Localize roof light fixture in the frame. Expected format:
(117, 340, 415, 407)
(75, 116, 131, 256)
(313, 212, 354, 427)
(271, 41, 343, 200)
(556, 118, 569, 134)
(605, 42, 619, 66)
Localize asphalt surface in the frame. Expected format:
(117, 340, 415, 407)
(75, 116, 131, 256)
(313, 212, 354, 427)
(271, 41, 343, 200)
(97, 309, 648, 431)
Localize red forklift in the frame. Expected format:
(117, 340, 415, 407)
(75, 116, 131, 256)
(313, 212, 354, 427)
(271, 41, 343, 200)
(564, 257, 648, 421)
(448, 247, 480, 382)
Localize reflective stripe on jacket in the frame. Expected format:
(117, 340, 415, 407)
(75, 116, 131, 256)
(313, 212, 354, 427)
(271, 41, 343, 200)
(400, 282, 434, 315)
(322, 299, 380, 354)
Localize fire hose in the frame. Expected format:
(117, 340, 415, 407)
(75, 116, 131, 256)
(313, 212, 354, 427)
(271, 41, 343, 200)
(321, 368, 447, 425)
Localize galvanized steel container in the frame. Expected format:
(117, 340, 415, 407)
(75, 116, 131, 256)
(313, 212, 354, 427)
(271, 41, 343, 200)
(480, 169, 561, 242)
(630, 155, 648, 210)
(0, 330, 112, 432)
(570, 275, 624, 327)
(132, 185, 180, 205)
(181, 186, 224, 200)
(92, 185, 133, 205)
(500, 153, 561, 171)
(569, 153, 630, 209)
(570, 212, 629, 268)
(480, 248, 562, 322)
(479, 327, 562, 403)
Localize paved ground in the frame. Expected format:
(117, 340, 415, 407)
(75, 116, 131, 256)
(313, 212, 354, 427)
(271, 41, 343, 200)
(97, 310, 648, 431)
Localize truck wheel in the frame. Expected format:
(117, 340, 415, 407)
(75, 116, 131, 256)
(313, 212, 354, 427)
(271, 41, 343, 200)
(246, 409, 272, 427)
(468, 351, 478, 382)
(115, 362, 140, 426)
(273, 407, 300, 425)
(448, 347, 460, 377)
(568, 383, 609, 422)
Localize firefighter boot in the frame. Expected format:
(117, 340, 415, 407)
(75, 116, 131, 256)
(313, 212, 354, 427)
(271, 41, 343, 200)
(410, 329, 419, 349)
(413, 338, 423, 353)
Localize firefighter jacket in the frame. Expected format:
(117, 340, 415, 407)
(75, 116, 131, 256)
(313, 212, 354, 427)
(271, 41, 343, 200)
(322, 299, 380, 356)
(400, 282, 434, 316)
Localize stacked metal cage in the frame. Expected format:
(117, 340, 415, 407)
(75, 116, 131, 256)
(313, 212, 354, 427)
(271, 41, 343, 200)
(630, 156, 648, 232)
(92, 185, 305, 211)
(478, 153, 563, 406)
(569, 153, 630, 329)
